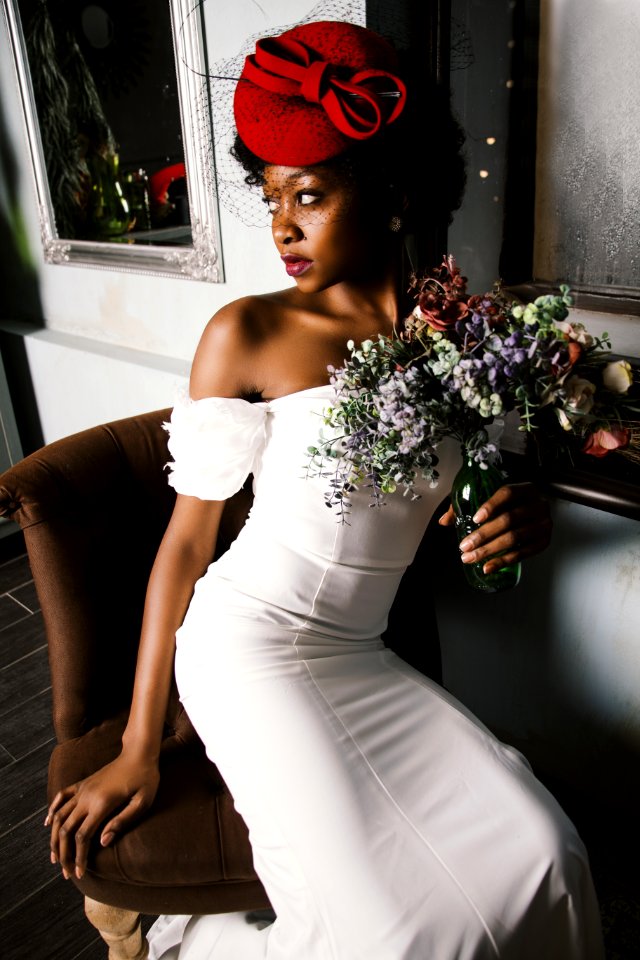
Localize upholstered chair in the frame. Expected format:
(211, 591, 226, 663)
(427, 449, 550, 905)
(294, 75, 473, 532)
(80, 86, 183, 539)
(0, 408, 443, 959)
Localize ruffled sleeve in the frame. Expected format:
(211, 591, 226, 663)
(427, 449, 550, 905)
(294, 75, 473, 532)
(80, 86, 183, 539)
(163, 392, 269, 501)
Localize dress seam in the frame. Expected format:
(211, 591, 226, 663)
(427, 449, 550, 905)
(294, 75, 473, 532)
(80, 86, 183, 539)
(300, 656, 502, 959)
(292, 523, 341, 654)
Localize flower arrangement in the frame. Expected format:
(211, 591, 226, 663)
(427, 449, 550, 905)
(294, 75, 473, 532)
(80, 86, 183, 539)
(307, 255, 640, 519)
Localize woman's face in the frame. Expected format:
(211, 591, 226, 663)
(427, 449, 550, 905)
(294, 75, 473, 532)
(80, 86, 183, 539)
(262, 164, 388, 293)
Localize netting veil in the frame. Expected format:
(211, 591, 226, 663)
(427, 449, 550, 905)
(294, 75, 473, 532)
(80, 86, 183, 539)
(175, 0, 410, 228)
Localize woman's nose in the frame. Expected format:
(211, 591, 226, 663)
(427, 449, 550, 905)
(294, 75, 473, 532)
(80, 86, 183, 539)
(272, 211, 305, 245)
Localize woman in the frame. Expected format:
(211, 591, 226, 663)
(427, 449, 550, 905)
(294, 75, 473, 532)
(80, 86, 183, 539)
(46, 20, 604, 959)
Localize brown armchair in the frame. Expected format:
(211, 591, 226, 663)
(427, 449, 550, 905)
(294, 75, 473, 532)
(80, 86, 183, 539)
(0, 407, 444, 959)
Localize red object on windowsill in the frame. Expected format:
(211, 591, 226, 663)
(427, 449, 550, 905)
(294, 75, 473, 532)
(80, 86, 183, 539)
(149, 162, 186, 207)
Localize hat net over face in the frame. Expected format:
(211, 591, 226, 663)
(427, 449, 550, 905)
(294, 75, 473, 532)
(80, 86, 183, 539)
(178, 0, 415, 228)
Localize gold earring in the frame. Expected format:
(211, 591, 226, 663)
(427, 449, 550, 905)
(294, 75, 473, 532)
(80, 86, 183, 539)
(389, 215, 403, 233)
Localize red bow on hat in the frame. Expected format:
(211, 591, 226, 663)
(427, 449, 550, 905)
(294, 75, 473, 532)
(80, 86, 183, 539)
(242, 36, 406, 141)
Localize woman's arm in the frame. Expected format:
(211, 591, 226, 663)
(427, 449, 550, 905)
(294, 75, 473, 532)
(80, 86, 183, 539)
(46, 490, 225, 881)
(46, 302, 260, 881)
(438, 482, 553, 574)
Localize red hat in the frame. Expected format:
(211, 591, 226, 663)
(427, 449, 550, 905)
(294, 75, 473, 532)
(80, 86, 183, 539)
(233, 20, 406, 166)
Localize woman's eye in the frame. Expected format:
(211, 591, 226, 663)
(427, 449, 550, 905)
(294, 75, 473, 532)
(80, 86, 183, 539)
(298, 192, 320, 206)
(263, 197, 280, 214)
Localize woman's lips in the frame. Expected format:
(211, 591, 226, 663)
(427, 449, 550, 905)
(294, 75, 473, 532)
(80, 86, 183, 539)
(282, 255, 313, 277)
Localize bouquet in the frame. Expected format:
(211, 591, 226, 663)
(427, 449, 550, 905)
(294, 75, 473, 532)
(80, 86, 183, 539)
(307, 255, 640, 522)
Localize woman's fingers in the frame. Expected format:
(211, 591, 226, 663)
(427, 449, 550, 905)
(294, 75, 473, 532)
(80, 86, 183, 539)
(47, 783, 118, 879)
(462, 524, 544, 572)
(438, 502, 455, 526)
(456, 482, 552, 569)
(45, 757, 161, 878)
(471, 481, 548, 526)
(45, 785, 78, 827)
(50, 801, 86, 878)
(100, 790, 152, 848)
(49, 793, 78, 863)
(459, 513, 552, 567)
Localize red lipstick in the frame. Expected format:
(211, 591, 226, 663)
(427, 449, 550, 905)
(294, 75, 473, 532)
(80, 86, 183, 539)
(282, 255, 313, 277)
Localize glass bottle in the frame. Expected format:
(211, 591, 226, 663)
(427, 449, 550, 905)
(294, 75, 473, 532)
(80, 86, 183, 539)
(450, 451, 521, 593)
(122, 168, 151, 232)
(87, 151, 133, 239)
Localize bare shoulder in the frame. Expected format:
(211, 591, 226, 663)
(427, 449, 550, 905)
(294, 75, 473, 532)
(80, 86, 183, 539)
(190, 293, 289, 400)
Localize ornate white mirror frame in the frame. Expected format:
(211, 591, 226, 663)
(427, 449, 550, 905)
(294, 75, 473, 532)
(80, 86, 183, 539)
(2, 0, 223, 282)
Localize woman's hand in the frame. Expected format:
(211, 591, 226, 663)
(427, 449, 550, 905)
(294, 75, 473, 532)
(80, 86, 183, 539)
(45, 751, 160, 881)
(439, 481, 553, 574)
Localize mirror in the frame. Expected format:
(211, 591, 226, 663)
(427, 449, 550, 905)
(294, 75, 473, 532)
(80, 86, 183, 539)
(3, 0, 223, 281)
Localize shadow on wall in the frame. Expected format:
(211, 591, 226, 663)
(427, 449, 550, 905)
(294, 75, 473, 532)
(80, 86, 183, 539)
(425, 499, 640, 822)
(0, 89, 44, 452)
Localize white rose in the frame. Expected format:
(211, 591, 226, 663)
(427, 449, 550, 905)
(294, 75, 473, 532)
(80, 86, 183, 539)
(556, 320, 594, 347)
(602, 359, 633, 394)
(565, 375, 596, 415)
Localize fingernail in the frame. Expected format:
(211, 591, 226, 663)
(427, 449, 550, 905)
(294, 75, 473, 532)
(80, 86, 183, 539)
(62, 868, 69, 880)
(473, 508, 487, 523)
(44, 815, 50, 827)
(75, 866, 83, 879)
(459, 538, 472, 552)
(50, 852, 56, 864)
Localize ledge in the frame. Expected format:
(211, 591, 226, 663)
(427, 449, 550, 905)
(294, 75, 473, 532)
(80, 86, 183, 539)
(501, 449, 640, 522)
(0, 320, 191, 376)
(539, 468, 640, 522)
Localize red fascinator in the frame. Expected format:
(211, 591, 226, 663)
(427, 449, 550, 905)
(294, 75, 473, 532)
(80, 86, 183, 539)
(233, 20, 407, 166)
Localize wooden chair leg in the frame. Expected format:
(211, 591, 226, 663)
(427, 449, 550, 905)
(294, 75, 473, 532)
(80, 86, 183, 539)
(84, 896, 149, 960)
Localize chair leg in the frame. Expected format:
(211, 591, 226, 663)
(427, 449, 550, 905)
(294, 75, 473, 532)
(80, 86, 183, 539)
(84, 896, 149, 960)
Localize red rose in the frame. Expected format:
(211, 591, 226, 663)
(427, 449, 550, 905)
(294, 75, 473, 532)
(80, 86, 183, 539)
(582, 425, 630, 457)
(417, 292, 469, 331)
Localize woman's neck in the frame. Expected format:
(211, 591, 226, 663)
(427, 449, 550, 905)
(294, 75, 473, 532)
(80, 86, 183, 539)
(300, 262, 405, 331)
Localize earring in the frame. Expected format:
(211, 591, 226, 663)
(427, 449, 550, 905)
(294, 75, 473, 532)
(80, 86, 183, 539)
(389, 215, 403, 233)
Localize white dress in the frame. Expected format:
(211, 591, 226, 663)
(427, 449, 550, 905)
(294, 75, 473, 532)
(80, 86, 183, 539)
(147, 385, 604, 960)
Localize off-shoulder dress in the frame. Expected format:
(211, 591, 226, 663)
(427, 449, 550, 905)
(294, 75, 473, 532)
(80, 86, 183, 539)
(146, 386, 604, 960)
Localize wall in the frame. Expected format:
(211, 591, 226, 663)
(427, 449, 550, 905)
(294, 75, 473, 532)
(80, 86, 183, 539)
(535, 0, 640, 290)
(429, 499, 640, 813)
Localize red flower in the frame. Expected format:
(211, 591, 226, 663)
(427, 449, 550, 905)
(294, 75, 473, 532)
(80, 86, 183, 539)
(417, 292, 469, 331)
(582, 425, 630, 458)
(566, 341, 582, 367)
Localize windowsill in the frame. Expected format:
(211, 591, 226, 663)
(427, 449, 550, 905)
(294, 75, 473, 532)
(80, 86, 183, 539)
(502, 448, 640, 522)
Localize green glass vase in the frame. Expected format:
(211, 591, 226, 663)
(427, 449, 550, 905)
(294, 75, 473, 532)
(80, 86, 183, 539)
(86, 152, 133, 240)
(450, 451, 521, 593)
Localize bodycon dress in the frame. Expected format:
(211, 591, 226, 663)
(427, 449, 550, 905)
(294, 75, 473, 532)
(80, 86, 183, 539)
(146, 385, 604, 960)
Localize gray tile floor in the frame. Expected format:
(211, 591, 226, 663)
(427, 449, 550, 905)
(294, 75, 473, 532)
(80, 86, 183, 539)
(0, 535, 637, 959)
(0, 543, 114, 960)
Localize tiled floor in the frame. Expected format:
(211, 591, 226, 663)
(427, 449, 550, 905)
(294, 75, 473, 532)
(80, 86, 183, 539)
(0, 538, 119, 960)
(0, 534, 637, 959)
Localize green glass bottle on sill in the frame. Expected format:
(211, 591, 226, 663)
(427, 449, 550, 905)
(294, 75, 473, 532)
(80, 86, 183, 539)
(451, 451, 521, 593)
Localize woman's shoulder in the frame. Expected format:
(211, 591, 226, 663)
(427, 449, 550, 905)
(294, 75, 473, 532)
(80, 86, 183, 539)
(203, 289, 298, 342)
(190, 290, 297, 400)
